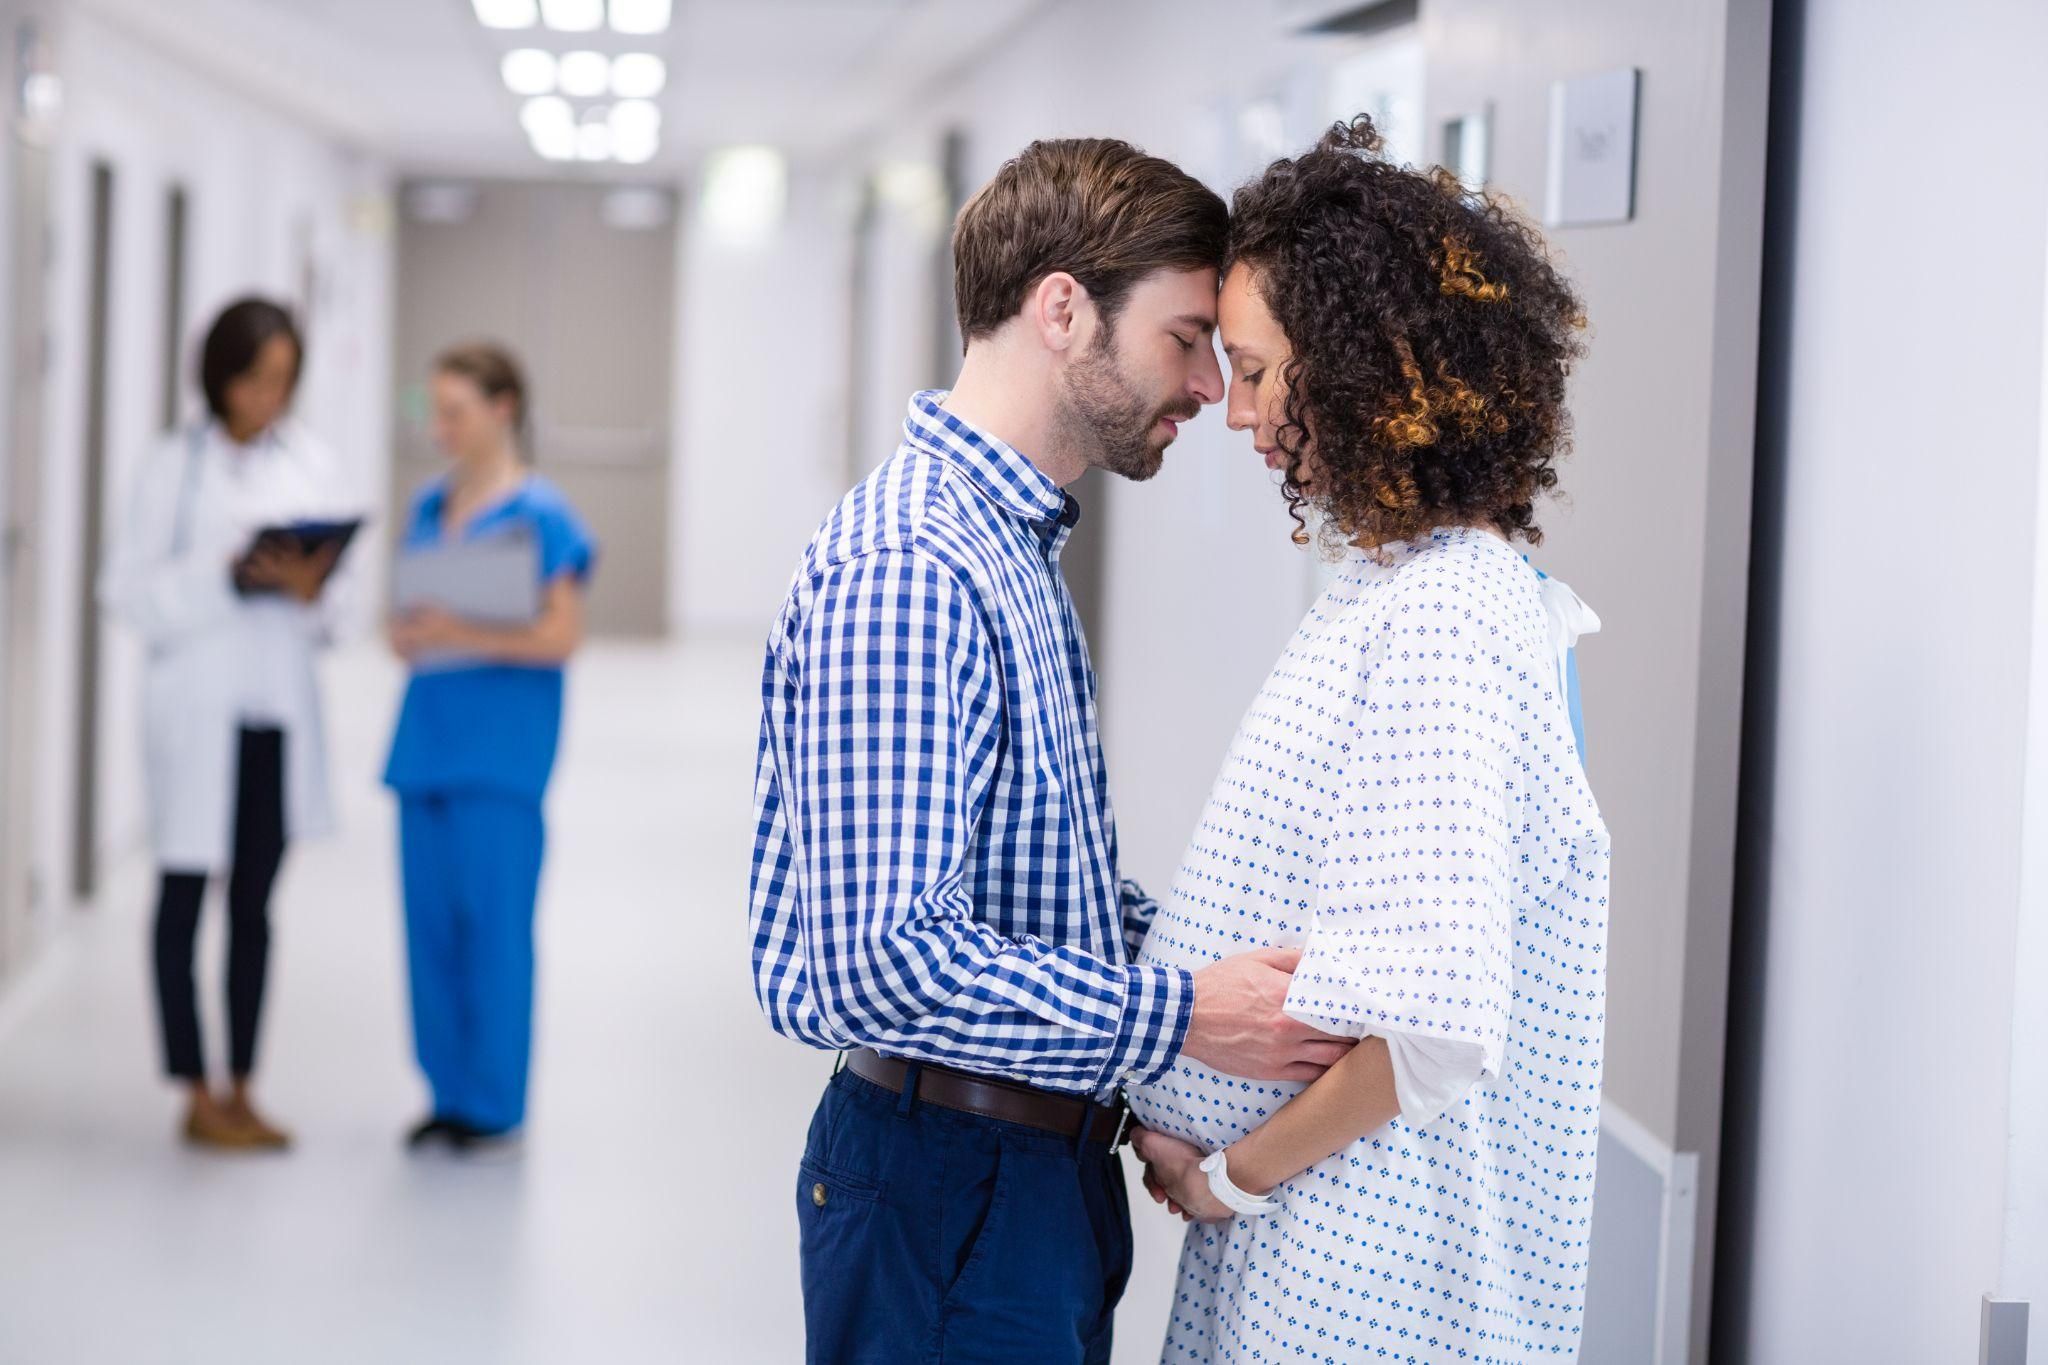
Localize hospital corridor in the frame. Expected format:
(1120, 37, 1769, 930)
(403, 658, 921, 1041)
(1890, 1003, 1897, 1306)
(0, 639, 834, 1363)
(1, 2, 2047, 1364)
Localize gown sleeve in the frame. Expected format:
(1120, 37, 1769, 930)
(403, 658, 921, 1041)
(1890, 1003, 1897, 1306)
(1282, 573, 1526, 1129)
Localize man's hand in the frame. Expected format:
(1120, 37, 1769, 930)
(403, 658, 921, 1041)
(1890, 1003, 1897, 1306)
(1131, 1128, 1230, 1224)
(1182, 947, 1354, 1082)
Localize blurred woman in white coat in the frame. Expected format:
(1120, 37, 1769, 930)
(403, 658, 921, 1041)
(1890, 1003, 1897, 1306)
(101, 298, 359, 1150)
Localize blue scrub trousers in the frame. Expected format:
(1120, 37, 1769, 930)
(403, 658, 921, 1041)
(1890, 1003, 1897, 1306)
(398, 792, 545, 1134)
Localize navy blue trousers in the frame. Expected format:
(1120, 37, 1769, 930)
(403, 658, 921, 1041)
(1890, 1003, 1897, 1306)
(796, 1066, 1134, 1365)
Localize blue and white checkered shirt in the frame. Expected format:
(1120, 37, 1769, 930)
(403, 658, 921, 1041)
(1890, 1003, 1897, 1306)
(749, 390, 1194, 1098)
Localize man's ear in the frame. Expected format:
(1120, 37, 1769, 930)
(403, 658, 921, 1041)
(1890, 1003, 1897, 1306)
(1029, 271, 1090, 354)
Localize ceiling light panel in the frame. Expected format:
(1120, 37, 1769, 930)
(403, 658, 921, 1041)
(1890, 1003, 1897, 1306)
(501, 48, 557, 96)
(520, 94, 574, 138)
(531, 124, 577, 161)
(473, 0, 538, 28)
(612, 133, 659, 165)
(609, 98, 661, 142)
(578, 122, 614, 161)
(557, 50, 610, 97)
(609, 0, 671, 35)
(541, 0, 603, 32)
(609, 53, 665, 99)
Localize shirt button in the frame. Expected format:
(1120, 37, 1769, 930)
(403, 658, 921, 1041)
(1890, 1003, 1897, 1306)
(811, 1182, 828, 1208)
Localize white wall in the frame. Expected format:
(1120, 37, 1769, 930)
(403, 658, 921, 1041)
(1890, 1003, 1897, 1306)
(1742, 1, 2048, 1360)
(672, 162, 849, 638)
(33, 8, 392, 912)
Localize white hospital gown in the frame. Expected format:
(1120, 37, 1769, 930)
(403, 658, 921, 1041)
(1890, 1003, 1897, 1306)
(1128, 527, 1611, 1364)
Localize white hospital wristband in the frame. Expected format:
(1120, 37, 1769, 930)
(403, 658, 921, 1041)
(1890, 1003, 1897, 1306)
(1200, 1149, 1277, 1218)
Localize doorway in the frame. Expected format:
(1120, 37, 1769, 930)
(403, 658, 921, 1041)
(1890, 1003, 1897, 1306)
(0, 119, 51, 977)
(69, 160, 112, 903)
(390, 180, 677, 637)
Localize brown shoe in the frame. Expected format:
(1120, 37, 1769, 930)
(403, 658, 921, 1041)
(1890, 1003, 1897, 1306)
(182, 1092, 267, 1150)
(222, 1093, 293, 1151)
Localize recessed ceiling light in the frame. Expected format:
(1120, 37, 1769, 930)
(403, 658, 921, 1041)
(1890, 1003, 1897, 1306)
(540, 0, 603, 32)
(501, 49, 556, 96)
(520, 94, 574, 138)
(609, 98, 660, 143)
(609, 52, 665, 99)
(557, 50, 609, 98)
(612, 132, 659, 165)
(609, 0, 671, 35)
(531, 124, 578, 162)
(472, 0, 537, 29)
(577, 122, 614, 162)
(610, 137, 659, 166)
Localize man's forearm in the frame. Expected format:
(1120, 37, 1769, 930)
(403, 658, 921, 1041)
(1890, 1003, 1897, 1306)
(808, 919, 1192, 1094)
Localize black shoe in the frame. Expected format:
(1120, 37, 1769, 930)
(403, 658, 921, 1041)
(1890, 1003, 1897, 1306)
(405, 1115, 460, 1150)
(440, 1117, 522, 1160)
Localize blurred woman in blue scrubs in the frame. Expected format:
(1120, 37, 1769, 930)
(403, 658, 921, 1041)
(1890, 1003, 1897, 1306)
(384, 342, 596, 1153)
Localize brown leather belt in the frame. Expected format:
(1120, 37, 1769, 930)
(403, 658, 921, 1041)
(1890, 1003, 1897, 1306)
(842, 1049, 1132, 1149)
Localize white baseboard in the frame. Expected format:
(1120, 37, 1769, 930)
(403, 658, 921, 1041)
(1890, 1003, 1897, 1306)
(1585, 1101, 1700, 1365)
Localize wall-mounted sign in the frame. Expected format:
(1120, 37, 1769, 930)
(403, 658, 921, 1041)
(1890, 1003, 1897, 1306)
(1442, 106, 1492, 195)
(1546, 67, 1639, 227)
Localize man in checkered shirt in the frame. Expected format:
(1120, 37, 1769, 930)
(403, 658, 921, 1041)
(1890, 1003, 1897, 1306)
(750, 138, 1352, 1364)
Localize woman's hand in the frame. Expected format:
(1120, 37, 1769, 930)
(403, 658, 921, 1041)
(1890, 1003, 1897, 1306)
(1130, 1128, 1233, 1224)
(238, 541, 341, 603)
(389, 606, 475, 661)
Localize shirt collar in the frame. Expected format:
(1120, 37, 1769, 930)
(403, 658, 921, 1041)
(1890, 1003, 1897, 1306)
(902, 390, 1075, 528)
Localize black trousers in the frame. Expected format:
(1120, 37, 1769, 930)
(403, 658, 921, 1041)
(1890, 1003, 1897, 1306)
(153, 726, 287, 1081)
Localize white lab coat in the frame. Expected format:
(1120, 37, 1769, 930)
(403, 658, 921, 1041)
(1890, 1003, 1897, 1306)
(100, 419, 360, 872)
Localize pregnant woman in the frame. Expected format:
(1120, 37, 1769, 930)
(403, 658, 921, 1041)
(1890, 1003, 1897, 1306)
(1126, 118, 1611, 1364)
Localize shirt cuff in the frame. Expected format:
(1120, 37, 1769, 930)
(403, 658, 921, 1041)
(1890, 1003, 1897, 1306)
(1097, 963, 1194, 1094)
(1376, 1029, 1488, 1130)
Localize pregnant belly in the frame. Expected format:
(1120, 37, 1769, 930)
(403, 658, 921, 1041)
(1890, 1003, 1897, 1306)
(1129, 900, 1312, 1149)
(1126, 1060, 1305, 1152)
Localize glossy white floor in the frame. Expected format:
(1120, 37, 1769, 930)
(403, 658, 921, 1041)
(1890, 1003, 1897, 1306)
(0, 639, 1184, 1364)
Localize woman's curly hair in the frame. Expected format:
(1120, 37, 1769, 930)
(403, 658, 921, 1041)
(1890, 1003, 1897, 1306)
(1229, 116, 1587, 548)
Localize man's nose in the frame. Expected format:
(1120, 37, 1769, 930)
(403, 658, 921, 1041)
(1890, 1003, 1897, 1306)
(1190, 343, 1224, 406)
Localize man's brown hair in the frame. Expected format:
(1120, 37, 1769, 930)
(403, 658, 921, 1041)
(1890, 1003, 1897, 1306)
(951, 138, 1227, 344)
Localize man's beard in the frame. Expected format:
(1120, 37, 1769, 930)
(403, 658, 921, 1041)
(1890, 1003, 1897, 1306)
(1055, 330, 1198, 483)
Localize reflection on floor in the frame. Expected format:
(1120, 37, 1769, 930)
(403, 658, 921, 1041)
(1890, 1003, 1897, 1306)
(0, 639, 1186, 1364)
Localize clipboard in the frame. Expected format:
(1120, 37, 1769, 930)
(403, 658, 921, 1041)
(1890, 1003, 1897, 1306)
(393, 532, 541, 668)
(232, 517, 365, 598)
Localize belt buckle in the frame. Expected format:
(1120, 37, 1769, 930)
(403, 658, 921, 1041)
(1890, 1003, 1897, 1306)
(1109, 1098, 1134, 1151)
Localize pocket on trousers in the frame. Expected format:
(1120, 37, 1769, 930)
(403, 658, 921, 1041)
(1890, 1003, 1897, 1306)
(937, 1135, 1010, 1311)
(796, 1155, 889, 1365)
(797, 1155, 882, 1216)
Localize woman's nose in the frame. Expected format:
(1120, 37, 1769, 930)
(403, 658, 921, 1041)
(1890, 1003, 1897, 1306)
(1225, 388, 1251, 431)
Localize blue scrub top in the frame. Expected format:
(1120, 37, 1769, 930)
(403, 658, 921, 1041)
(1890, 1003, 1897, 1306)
(383, 474, 597, 801)
(1531, 563, 1590, 762)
